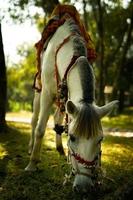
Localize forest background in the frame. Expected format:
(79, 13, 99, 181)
(0, 0, 133, 129)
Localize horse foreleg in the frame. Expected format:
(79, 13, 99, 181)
(25, 90, 53, 171)
(54, 108, 65, 155)
(28, 91, 40, 155)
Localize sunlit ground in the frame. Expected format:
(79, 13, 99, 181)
(102, 107, 133, 131)
(0, 144, 8, 159)
(6, 107, 133, 131)
(102, 114, 133, 130)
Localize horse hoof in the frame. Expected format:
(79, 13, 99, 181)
(25, 162, 38, 171)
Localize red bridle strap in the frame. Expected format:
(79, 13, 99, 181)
(72, 152, 98, 168)
(55, 33, 77, 87)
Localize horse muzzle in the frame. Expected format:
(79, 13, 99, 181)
(73, 174, 94, 195)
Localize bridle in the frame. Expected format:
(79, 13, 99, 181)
(67, 136, 103, 183)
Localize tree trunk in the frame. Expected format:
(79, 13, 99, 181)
(118, 89, 125, 113)
(41, 0, 59, 16)
(0, 23, 7, 132)
(97, 0, 105, 105)
(111, 8, 133, 111)
(82, 0, 89, 30)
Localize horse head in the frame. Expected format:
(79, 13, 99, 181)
(66, 100, 118, 194)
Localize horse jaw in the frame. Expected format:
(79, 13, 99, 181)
(94, 100, 119, 118)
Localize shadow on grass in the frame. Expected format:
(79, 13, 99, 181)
(0, 122, 75, 200)
(0, 122, 30, 181)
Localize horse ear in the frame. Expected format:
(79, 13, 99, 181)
(66, 100, 77, 115)
(95, 100, 119, 118)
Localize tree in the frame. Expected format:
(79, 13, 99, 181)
(7, 46, 36, 111)
(93, 0, 105, 105)
(34, 0, 60, 15)
(0, 24, 7, 131)
(111, 3, 133, 112)
(8, 0, 60, 20)
(87, 0, 133, 109)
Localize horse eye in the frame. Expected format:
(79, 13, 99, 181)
(70, 134, 76, 142)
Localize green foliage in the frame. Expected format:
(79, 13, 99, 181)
(102, 110, 133, 131)
(7, 45, 36, 111)
(6, 0, 60, 23)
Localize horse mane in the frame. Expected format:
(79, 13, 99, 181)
(73, 103, 102, 139)
(66, 18, 95, 103)
(65, 18, 87, 57)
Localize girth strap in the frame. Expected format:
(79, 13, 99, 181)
(63, 55, 79, 81)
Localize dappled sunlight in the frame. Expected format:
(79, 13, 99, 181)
(43, 129, 56, 149)
(6, 111, 32, 118)
(6, 111, 32, 124)
(103, 135, 133, 149)
(0, 144, 8, 159)
(7, 122, 31, 135)
(102, 138, 133, 173)
(102, 114, 133, 130)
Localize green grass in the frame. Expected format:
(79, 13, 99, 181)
(0, 121, 133, 200)
(102, 107, 133, 131)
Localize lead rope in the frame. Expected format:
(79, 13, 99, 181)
(63, 139, 104, 187)
(63, 149, 73, 186)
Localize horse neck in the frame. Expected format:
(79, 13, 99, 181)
(67, 59, 84, 105)
(67, 56, 95, 105)
(47, 21, 75, 80)
(52, 22, 72, 51)
(48, 20, 94, 105)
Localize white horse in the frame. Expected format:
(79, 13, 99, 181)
(25, 18, 118, 194)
